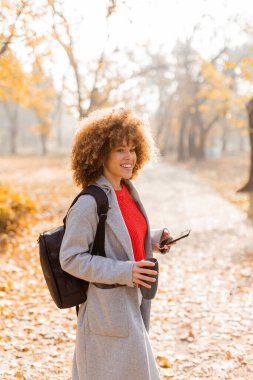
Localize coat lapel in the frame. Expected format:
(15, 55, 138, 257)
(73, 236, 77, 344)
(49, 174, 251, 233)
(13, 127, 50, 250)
(94, 175, 134, 261)
(94, 175, 153, 261)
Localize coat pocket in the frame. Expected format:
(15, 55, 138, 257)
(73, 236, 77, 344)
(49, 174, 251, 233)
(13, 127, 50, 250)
(87, 283, 129, 338)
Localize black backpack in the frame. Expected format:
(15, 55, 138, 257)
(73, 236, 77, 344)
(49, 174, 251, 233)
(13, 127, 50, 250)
(38, 185, 109, 315)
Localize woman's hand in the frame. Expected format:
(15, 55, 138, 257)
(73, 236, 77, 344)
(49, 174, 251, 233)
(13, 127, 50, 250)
(155, 240, 177, 252)
(132, 260, 158, 288)
(157, 229, 176, 253)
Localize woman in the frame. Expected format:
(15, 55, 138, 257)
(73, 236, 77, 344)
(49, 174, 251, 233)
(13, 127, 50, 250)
(60, 107, 175, 380)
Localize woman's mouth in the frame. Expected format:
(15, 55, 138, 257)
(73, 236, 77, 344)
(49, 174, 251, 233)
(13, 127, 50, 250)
(120, 164, 133, 169)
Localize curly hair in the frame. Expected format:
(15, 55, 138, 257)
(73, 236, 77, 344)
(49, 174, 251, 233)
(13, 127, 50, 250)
(71, 107, 158, 188)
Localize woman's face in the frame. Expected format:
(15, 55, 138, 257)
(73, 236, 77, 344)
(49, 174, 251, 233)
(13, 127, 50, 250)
(103, 140, 137, 184)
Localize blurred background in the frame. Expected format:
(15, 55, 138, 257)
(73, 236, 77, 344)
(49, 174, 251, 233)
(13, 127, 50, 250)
(1, 0, 253, 196)
(0, 0, 252, 156)
(1, 0, 253, 215)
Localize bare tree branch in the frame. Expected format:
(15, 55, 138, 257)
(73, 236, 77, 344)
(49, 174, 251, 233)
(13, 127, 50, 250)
(49, 0, 85, 117)
(86, 0, 118, 115)
(0, 1, 28, 56)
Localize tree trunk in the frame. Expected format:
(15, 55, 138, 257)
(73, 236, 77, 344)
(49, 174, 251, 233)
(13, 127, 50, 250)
(191, 109, 205, 159)
(222, 123, 228, 154)
(238, 98, 253, 192)
(196, 129, 207, 160)
(3, 103, 19, 154)
(177, 112, 188, 161)
(53, 93, 63, 148)
(159, 121, 172, 156)
(155, 104, 170, 142)
(57, 107, 63, 148)
(41, 134, 47, 155)
(195, 114, 219, 160)
(10, 124, 18, 154)
(188, 123, 198, 158)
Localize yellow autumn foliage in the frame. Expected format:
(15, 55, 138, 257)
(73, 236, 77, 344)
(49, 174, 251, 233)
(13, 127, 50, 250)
(241, 57, 253, 66)
(198, 104, 209, 113)
(197, 59, 234, 117)
(224, 57, 253, 84)
(229, 117, 247, 129)
(240, 65, 253, 82)
(0, 184, 36, 233)
(31, 123, 51, 135)
(0, 0, 55, 139)
(0, 50, 31, 105)
(224, 61, 237, 70)
(0, 43, 54, 107)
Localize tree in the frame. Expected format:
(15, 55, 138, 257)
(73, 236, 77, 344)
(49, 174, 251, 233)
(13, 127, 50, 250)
(239, 98, 253, 192)
(0, 0, 56, 154)
(239, 58, 253, 190)
(29, 56, 55, 155)
(223, 56, 253, 192)
(48, 0, 118, 119)
(193, 57, 233, 159)
(0, 51, 31, 153)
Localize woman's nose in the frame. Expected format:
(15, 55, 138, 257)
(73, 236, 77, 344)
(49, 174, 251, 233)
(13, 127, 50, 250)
(124, 150, 132, 159)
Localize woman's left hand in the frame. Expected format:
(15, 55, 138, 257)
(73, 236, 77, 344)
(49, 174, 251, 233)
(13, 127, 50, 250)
(156, 229, 176, 253)
(155, 241, 176, 252)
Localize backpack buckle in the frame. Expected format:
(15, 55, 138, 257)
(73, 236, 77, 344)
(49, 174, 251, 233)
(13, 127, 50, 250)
(99, 213, 107, 222)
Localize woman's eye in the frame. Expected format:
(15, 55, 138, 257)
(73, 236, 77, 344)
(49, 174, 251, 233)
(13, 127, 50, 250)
(116, 147, 135, 153)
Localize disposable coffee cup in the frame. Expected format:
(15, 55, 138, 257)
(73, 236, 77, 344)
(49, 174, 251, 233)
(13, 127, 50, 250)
(140, 258, 159, 300)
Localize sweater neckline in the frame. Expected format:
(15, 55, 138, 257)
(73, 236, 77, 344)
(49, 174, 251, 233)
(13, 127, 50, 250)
(114, 182, 127, 195)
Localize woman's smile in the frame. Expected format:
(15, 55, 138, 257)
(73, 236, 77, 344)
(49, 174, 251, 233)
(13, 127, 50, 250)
(120, 163, 134, 169)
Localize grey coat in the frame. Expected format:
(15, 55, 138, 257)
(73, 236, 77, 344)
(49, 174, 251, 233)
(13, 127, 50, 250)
(60, 175, 164, 380)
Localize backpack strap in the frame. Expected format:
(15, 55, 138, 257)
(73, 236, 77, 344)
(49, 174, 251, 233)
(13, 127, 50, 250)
(63, 185, 109, 257)
(62, 185, 109, 317)
(82, 185, 109, 257)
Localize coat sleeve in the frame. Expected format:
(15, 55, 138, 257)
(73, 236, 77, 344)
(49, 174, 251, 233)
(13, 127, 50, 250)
(59, 195, 135, 287)
(151, 228, 171, 254)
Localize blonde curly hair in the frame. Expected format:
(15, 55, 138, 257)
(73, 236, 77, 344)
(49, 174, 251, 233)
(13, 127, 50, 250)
(71, 107, 158, 188)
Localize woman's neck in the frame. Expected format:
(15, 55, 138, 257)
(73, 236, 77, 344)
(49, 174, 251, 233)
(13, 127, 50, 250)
(103, 173, 122, 190)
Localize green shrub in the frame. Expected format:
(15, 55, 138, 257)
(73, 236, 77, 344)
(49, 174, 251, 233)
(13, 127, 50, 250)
(0, 184, 36, 233)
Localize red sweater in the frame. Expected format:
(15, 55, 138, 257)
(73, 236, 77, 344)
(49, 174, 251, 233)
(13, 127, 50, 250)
(115, 182, 147, 262)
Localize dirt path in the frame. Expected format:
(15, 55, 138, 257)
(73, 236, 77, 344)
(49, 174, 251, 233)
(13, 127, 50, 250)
(1, 158, 253, 379)
(137, 162, 253, 379)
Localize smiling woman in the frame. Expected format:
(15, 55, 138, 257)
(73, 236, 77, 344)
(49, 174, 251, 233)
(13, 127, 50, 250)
(59, 106, 175, 380)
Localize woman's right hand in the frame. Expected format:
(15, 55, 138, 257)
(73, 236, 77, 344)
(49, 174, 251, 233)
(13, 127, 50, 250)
(132, 260, 158, 288)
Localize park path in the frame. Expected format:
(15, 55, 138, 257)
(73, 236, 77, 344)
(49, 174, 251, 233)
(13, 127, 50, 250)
(1, 158, 253, 379)
(136, 161, 253, 379)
